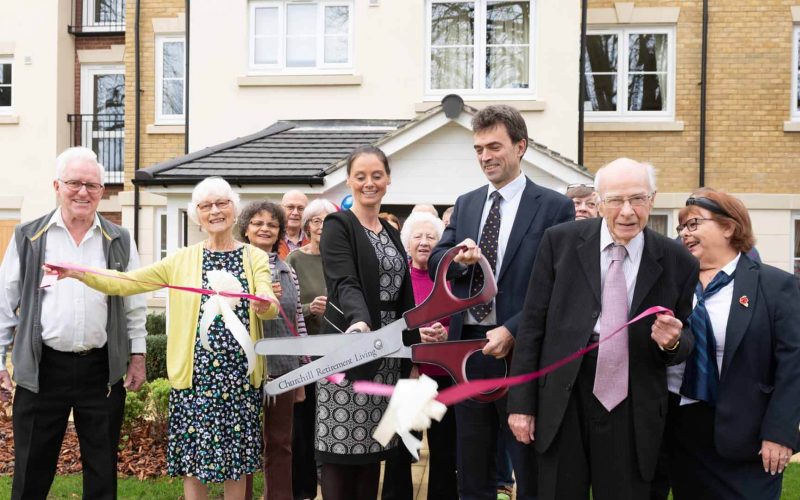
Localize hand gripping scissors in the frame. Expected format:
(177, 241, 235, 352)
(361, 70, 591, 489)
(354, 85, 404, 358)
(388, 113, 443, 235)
(255, 245, 509, 402)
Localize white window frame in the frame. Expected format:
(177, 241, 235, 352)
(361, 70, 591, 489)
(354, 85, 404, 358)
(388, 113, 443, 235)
(425, 0, 536, 100)
(248, 0, 355, 74)
(80, 64, 125, 184)
(155, 35, 186, 125)
(82, 0, 126, 32)
(0, 56, 12, 113)
(648, 210, 672, 238)
(793, 212, 800, 278)
(792, 26, 800, 120)
(585, 26, 676, 122)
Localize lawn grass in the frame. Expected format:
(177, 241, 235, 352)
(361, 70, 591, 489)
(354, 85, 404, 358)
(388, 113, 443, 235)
(0, 473, 265, 499)
(0, 467, 799, 499)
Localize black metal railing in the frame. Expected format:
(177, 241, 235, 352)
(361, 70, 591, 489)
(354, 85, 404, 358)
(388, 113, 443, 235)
(69, 0, 126, 35)
(68, 114, 125, 184)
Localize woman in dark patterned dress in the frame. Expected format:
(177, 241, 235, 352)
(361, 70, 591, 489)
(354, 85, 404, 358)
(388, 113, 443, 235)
(317, 146, 421, 500)
(56, 177, 279, 500)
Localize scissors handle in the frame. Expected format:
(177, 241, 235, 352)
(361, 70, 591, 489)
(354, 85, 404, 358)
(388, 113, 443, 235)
(404, 245, 497, 330)
(411, 339, 509, 403)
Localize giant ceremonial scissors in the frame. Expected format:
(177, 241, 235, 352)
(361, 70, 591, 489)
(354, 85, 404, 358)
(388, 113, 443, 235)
(255, 245, 507, 402)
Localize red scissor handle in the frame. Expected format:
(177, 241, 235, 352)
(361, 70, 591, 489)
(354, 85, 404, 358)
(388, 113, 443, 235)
(411, 339, 509, 403)
(403, 245, 497, 330)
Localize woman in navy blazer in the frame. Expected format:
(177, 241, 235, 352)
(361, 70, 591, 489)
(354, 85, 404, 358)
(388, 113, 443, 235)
(666, 188, 800, 499)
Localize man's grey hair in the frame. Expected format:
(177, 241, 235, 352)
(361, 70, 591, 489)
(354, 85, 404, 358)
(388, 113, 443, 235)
(595, 158, 657, 195)
(400, 212, 446, 251)
(301, 198, 337, 231)
(187, 176, 242, 225)
(55, 147, 105, 181)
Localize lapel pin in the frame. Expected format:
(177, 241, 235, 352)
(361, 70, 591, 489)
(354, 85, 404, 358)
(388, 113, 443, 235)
(739, 295, 749, 308)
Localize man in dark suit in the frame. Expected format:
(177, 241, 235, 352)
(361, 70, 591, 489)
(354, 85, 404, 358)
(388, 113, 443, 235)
(429, 105, 575, 500)
(507, 158, 699, 500)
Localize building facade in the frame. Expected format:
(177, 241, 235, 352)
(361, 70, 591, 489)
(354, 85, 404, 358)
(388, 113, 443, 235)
(583, 1, 800, 274)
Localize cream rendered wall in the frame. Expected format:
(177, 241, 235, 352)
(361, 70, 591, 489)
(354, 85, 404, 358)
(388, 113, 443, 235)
(188, 0, 580, 159)
(0, 1, 74, 222)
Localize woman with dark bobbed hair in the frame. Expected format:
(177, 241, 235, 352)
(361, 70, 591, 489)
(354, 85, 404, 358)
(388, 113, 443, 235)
(666, 188, 800, 499)
(238, 201, 307, 500)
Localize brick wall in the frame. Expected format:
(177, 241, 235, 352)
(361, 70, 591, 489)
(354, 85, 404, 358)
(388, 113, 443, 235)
(584, 1, 800, 195)
(123, 0, 186, 189)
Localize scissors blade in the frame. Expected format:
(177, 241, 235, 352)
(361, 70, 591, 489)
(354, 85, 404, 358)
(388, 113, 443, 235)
(254, 334, 353, 356)
(265, 320, 408, 395)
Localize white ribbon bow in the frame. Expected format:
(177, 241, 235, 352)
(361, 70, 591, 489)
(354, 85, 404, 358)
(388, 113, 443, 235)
(198, 270, 257, 375)
(372, 375, 448, 460)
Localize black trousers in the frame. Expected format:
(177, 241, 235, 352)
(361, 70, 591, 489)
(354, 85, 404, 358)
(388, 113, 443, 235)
(456, 325, 538, 500)
(12, 345, 125, 500)
(292, 382, 317, 500)
(666, 394, 783, 500)
(537, 349, 648, 500)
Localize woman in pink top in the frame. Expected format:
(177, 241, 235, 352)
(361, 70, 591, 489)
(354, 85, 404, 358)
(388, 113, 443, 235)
(382, 211, 458, 500)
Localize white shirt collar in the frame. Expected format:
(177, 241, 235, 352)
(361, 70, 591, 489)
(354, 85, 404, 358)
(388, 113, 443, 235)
(487, 171, 526, 203)
(49, 208, 101, 232)
(599, 218, 645, 257)
(720, 253, 741, 276)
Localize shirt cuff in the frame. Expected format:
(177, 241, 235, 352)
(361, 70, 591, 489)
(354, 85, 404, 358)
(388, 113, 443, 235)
(130, 337, 147, 354)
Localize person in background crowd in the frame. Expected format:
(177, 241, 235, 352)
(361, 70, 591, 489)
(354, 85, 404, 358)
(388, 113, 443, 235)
(507, 159, 697, 500)
(442, 206, 455, 226)
(47, 176, 278, 500)
(317, 146, 421, 500)
(239, 201, 308, 500)
(279, 191, 310, 260)
(566, 183, 599, 220)
(286, 197, 337, 500)
(429, 104, 575, 500)
(666, 188, 800, 500)
(382, 211, 457, 500)
(0, 147, 147, 500)
(378, 211, 401, 231)
(411, 203, 439, 218)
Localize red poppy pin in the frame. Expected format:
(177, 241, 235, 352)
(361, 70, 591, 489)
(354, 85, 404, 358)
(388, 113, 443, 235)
(739, 295, 749, 308)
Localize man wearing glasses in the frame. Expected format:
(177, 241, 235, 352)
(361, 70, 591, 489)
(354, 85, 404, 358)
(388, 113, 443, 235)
(507, 158, 698, 500)
(0, 147, 147, 499)
(566, 183, 599, 220)
(279, 190, 310, 260)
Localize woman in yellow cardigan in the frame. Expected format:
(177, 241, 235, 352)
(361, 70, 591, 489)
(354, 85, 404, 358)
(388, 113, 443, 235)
(50, 177, 278, 500)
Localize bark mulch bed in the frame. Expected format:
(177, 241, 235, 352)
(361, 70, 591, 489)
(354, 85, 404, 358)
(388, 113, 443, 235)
(0, 399, 168, 479)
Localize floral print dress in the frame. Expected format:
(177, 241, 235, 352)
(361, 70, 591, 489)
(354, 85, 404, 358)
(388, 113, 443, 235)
(167, 247, 262, 483)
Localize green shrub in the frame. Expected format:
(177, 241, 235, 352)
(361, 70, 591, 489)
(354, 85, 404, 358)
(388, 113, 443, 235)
(145, 312, 166, 336)
(148, 378, 171, 443)
(145, 334, 167, 380)
(122, 383, 150, 436)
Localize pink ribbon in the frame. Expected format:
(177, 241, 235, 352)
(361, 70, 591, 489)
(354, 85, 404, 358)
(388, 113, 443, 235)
(354, 305, 673, 406)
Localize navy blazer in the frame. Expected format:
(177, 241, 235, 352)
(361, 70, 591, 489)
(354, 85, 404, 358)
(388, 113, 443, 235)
(429, 176, 574, 339)
(713, 254, 800, 459)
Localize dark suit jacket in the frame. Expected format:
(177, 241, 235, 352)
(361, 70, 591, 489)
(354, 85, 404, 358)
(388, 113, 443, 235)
(319, 209, 419, 380)
(507, 218, 699, 480)
(428, 176, 575, 339)
(713, 254, 800, 459)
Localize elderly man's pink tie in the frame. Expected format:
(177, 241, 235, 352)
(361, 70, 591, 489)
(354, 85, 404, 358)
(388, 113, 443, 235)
(593, 244, 629, 411)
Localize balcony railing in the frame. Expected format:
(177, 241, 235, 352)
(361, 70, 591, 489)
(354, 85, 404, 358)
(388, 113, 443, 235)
(69, 0, 126, 35)
(68, 114, 125, 184)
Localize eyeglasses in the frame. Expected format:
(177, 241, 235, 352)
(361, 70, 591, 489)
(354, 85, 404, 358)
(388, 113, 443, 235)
(59, 179, 104, 194)
(282, 204, 305, 214)
(197, 200, 232, 212)
(249, 220, 280, 230)
(601, 193, 652, 208)
(308, 217, 325, 227)
(676, 217, 713, 233)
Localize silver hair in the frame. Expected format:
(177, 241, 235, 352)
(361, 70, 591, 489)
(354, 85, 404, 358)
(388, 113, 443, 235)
(55, 146, 105, 181)
(187, 177, 242, 225)
(301, 198, 337, 230)
(400, 212, 446, 251)
(595, 158, 657, 195)
(411, 204, 439, 218)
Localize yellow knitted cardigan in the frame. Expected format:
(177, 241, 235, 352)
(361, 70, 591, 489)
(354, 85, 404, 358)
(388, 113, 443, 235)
(80, 242, 278, 389)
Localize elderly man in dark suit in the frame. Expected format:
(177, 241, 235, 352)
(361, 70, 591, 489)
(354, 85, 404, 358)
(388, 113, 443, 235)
(429, 105, 574, 500)
(506, 158, 699, 500)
